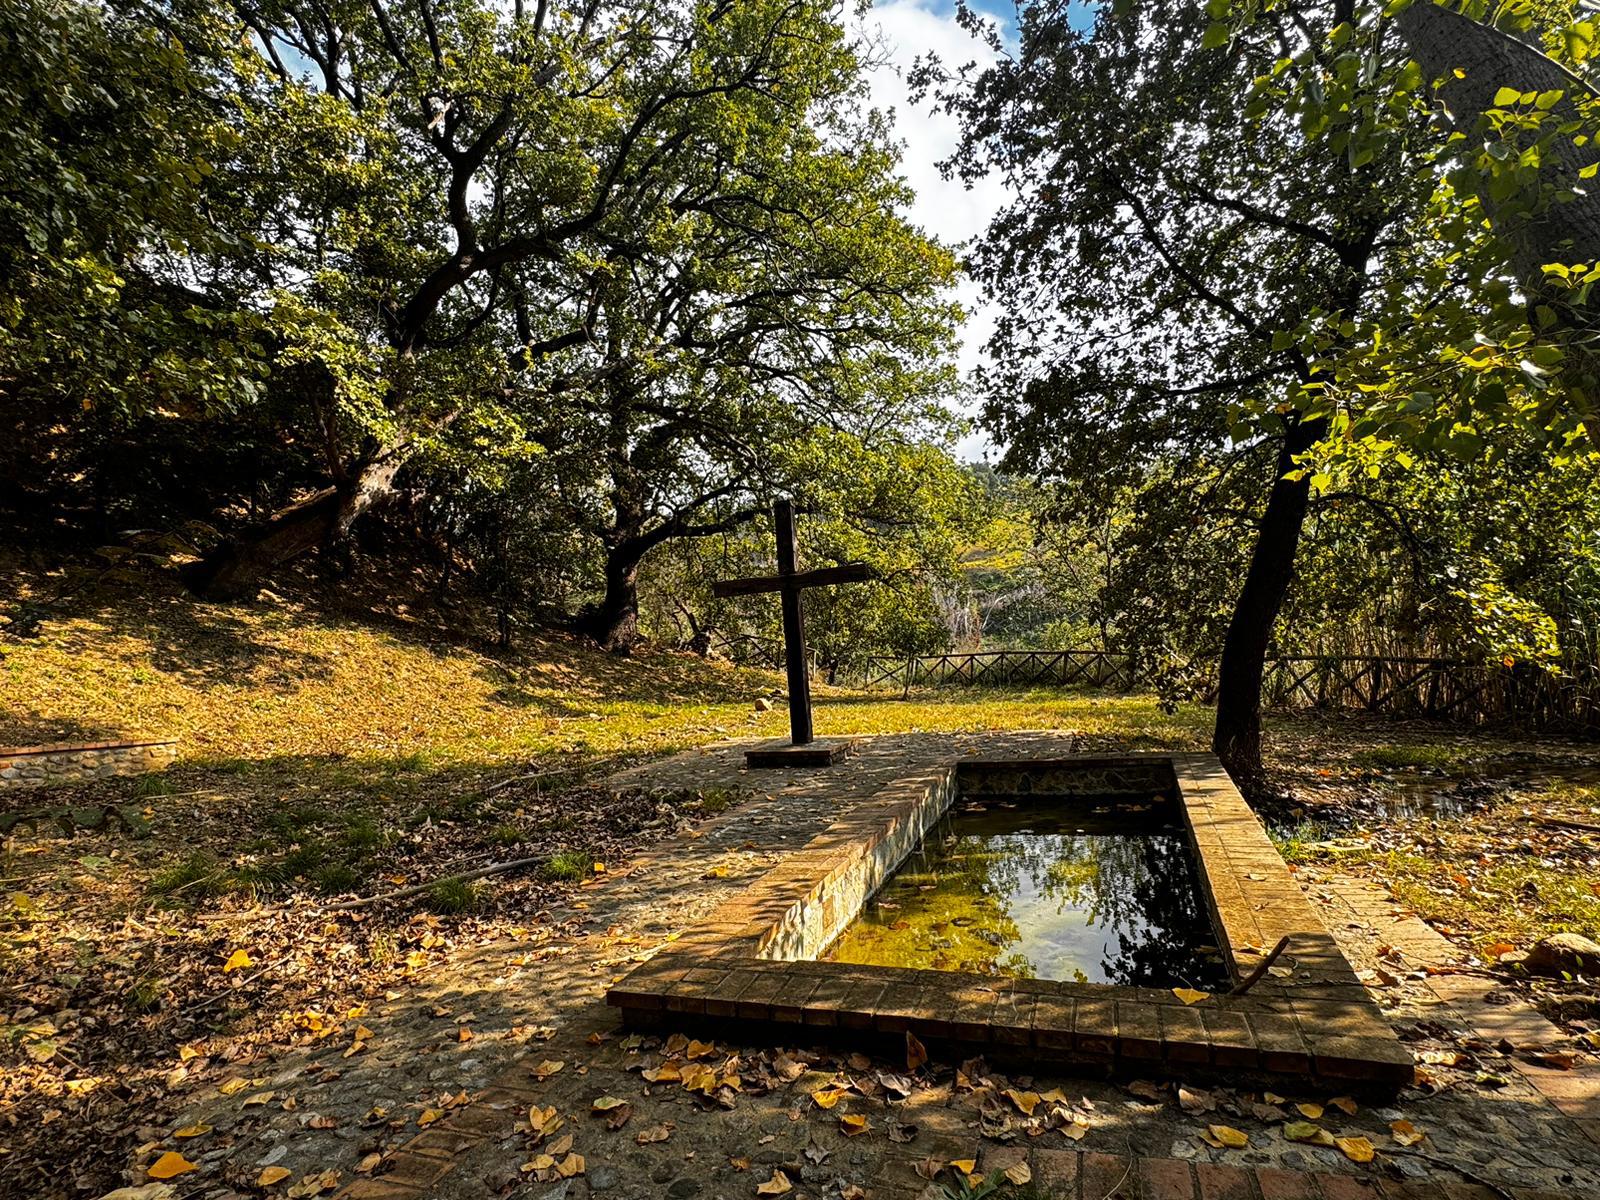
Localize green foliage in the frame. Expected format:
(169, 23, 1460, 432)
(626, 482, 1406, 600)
(424, 876, 482, 914)
(540, 850, 594, 881)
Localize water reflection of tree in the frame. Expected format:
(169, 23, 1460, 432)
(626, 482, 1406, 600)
(907, 805, 1224, 988)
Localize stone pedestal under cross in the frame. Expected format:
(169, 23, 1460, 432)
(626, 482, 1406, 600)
(713, 499, 873, 767)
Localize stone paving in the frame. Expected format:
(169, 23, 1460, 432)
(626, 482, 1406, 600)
(147, 734, 1600, 1200)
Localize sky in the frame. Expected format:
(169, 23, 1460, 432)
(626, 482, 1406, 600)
(858, 0, 1015, 462)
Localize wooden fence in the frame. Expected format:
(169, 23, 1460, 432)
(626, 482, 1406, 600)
(855, 650, 1600, 731)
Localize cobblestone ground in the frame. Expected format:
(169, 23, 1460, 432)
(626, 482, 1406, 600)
(150, 735, 1600, 1200)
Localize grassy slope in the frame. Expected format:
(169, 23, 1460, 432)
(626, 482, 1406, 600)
(0, 582, 1209, 771)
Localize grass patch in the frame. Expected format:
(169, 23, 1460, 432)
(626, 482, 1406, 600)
(1351, 743, 1467, 772)
(424, 876, 482, 914)
(489, 823, 524, 847)
(541, 849, 593, 881)
(1269, 819, 1337, 865)
(131, 773, 176, 798)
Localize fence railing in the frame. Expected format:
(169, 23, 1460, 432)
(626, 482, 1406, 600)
(854, 650, 1600, 731)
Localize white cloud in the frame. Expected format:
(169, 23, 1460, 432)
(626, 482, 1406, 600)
(859, 0, 1014, 462)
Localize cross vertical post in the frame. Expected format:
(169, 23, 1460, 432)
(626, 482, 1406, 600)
(711, 499, 874, 766)
(774, 498, 813, 746)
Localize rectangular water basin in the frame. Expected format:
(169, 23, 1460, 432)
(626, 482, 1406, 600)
(605, 750, 1415, 1092)
(824, 790, 1229, 990)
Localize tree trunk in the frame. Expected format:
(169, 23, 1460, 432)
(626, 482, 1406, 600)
(1212, 417, 1325, 793)
(183, 454, 403, 601)
(1396, 2, 1600, 451)
(580, 543, 645, 652)
(1397, 3, 1600, 277)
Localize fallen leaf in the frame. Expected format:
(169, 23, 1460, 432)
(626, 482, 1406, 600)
(1003, 1088, 1041, 1116)
(1172, 987, 1209, 1005)
(1283, 1121, 1335, 1147)
(591, 1096, 627, 1112)
(730, 1157, 751, 1171)
(555, 1153, 585, 1178)
(810, 1085, 850, 1110)
(1328, 1096, 1358, 1116)
(905, 1031, 928, 1072)
(1390, 1120, 1424, 1146)
(839, 1114, 871, 1137)
(1296, 1103, 1324, 1120)
(528, 1104, 560, 1135)
(172, 1124, 212, 1139)
(532, 1060, 566, 1081)
(258, 1166, 292, 1186)
(755, 1169, 793, 1195)
(889, 1121, 918, 1144)
(636, 1122, 674, 1145)
(219, 1078, 250, 1096)
(1263, 1091, 1286, 1104)
(1337, 1135, 1376, 1163)
(147, 1153, 198, 1180)
(1178, 1087, 1216, 1114)
(1004, 1162, 1032, 1185)
(417, 1108, 445, 1127)
(1207, 1125, 1249, 1149)
(548, 1134, 574, 1157)
(222, 949, 252, 974)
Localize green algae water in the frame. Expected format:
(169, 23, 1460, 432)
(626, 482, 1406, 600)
(824, 796, 1227, 989)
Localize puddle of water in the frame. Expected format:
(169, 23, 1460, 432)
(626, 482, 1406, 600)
(823, 795, 1228, 989)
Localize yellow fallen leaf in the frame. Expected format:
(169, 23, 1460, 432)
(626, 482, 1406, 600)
(555, 1153, 585, 1178)
(1328, 1095, 1358, 1115)
(173, 1123, 212, 1138)
(592, 1096, 627, 1111)
(1283, 1121, 1335, 1147)
(417, 1108, 445, 1127)
(948, 1159, 977, 1174)
(1390, 1119, 1425, 1146)
(685, 1039, 715, 1059)
(529, 1104, 560, 1134)
(755, 1169, 793, 1195)
(1004, 1162, 1032, 1185)
(906, 1030, 927, 1072)
(548, 1134, 574, 1157)
(1263, 1091, 1286, 1104)
(1337, 1135, 1376, 1163)
(1038, 1087, 1067, 1104)
(522, 1155, 555, 1172)
(810, 1086, 849, 1109)
(178, 1045, 199, 1062)
(1296, 1102, 1324, 1120)
(148, 1152, 198, 1180)
(1172, 987, 1210, 1005)
(242, 1091, 275, 1107)
(532, 1060, 565, 1081)
(258, 1165, 292, 1186)
(219, 1078, 250, 1096)
(1208, 1125, 1249, 1149)
(1003, 1088, 1041, 1115)
(222, 949, 252, 974)
(840, 1114, 871, 1136)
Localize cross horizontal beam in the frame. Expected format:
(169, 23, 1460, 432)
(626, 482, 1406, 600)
(711, 562, 875, 598)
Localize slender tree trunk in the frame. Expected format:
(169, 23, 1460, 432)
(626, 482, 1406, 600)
(184, 453, 403, 600)
(1212, 416, 1325, 792)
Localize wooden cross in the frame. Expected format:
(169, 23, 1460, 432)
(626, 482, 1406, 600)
(713, 499, 873, 760)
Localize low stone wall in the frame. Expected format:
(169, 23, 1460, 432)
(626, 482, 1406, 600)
(0, 740, 178, 791)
